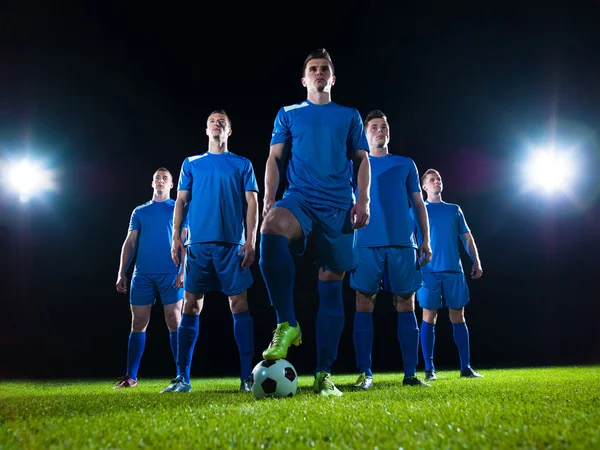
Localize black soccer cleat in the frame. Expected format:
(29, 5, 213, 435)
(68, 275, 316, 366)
(460, 367, 483, 378)
(403, 376, 430, 387)
(425, 370, 437, 381)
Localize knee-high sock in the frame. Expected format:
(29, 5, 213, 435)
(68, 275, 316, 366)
(126, 331, 146, 380)
(452, 321, 471, 370)
(420, 321, 436, 371)
(177, 313, 200, 383)
(316, 279, 344, 374)
(397, 311, 419, 378)
(353, 311, 373, 377)
(233, 310, 255, 380)
(259, 234, 296, 326)
(169, 331, 178, 376)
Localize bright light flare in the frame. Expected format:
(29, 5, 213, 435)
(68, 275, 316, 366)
(522, 147, 576, 194)
(8, 159, 55, 203)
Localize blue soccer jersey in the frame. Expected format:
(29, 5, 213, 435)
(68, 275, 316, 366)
(270, 100, 369, 209)
(129, 199, 184, 275)
(422, 201, 470, 273)
(356, 154, 421, 248)
(177, 151, 258, 245)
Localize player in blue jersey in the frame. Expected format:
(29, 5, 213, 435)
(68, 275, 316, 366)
(259, 49, 371, 397)
(417, 168, 484, 380)
(349, 110, 432, 390)
(161, 109, 259, 394)
(114, 168, 188, 389)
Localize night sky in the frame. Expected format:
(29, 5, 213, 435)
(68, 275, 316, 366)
(2, 2, 599, 380)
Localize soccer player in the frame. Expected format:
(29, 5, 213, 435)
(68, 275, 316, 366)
(418, 168, 484, 380)
(350, 110, 432, 390)
(161, 109, 259, 393)
(259, 49, 371, 397)
(114, 168, 187, 389)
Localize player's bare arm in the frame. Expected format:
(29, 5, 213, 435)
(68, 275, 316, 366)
(172, 190, 190, 266)
(263, 143, 289, 218)
(174, 226, 188, 288)
(462, 232, 483, 279)
(239, 190, 259, 269)
(410, 191, 432, 266)
(351, 149, 371, 229)
(116, 230, 138, 293)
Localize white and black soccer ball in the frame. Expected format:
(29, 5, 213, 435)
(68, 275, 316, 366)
(250, 359, 298, 399)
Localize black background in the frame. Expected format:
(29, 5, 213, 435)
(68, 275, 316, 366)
(1, 2, 599, 380)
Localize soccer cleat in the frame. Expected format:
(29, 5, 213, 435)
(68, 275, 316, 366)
(403, 376, 431, 387)
(460, 367, 483, 378)
(262, 321, 302, 360)
(354, 372, 374, 390)
(313, 371, 343, 397)
(240, 377, 252, 392)
(160, 375, 192, 393)
(113, 376, 137, 389)
(425, 370, 438, 381)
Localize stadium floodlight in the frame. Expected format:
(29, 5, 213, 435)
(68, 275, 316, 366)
(521, 146, 576, 194)
(8, 159, 55, 203)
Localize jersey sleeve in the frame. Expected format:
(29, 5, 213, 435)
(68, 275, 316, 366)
(406, 159, 422, 194)
(346, 109, 369, 153)
(269, 107, 291, 146)
(242, 160, 259, 192)
(177, 158, 193, 191)
(457, 206, 471, 234)
(128, 208, 141, 231)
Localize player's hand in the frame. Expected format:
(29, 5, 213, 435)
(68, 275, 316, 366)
(116, 273, 128, 294)
(262, 196, 276, 219)
(418, 241, 432, 267)
(471, 263, 483, 279)
(171, 237, 185, 266)
(351, 200, 370, 229)
(174, 271, 184, 289)
(238, 242, 256, 269)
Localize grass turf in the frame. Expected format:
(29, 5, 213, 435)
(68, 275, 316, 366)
(1, 366, 599, 449)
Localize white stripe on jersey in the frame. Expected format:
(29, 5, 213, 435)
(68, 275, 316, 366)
(283, 102, 309, 112)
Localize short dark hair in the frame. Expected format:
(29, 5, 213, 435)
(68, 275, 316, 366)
(421, 168, 441, 186)
(208, 109, 232, 128)
(154, 167, 172, 178)
(302, 48, 334, 76)
(363, 109, 387, 128)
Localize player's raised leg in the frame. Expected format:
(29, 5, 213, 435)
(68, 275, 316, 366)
(259, 206, 304, 360)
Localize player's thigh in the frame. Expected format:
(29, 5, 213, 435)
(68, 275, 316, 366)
(416, 272, 443, 310)
(441, 272, 470, 309)
(130, 274, 158, 306)
(315, 204, 357, 272)
(264, 194, 311, 244)
(213, 243, 253, 297)
(384, 247, 423, 296)
(184, 243, 220, 295)
(349, 247, 385, 295)
(156, 273, 184, 305)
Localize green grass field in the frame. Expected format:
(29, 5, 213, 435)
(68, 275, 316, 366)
(1, 366, 599, 449)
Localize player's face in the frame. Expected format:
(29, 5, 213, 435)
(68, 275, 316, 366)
(365, 118, 390, 149)
(423, 173, 443, 194)
(302, 58, 335, 93)
(152, 171, 173, 193)
(206, 113, 231, 141)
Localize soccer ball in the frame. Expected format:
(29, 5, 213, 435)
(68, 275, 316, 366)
(250, 359, 298, 399)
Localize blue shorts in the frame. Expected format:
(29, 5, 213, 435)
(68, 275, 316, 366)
(130, 273, 183, 306)
(275, 192, 357, 272)
(185, 242, 253, 296)
(417, 271, 470, 310)
(350, 246, 423, 296)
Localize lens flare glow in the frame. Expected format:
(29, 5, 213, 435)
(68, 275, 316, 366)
(522, 147, 576, 194)
(8, 159, 55, 203)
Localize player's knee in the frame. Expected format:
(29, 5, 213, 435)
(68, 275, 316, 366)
(229, 294, 248, 314)
(131, 316, 149, 332)
(449, 308, 465, 323)
(422, 308, 438, 324)
(393, 293, 415, 312)
(356, 292, 376, 312)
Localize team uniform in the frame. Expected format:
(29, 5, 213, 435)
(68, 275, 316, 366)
(171, 150, 258, 389)
(129, 199, 186, 305)
(120, 198, 187, 386)
(417, 200, 480, 378)
(350, 154, 423, 380)
(417, 201, 471, 310)
(260, 99, 369, 388)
